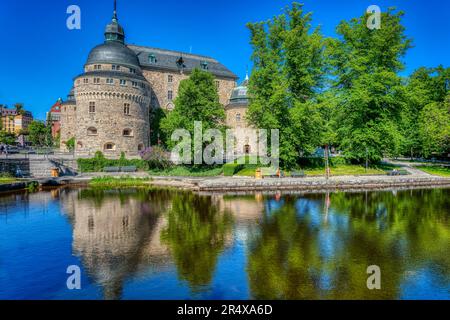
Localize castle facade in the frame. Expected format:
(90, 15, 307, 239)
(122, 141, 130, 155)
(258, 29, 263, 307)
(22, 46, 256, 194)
(60, 3, 253, 157)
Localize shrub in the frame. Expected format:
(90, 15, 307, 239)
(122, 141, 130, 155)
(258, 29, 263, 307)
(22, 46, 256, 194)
(223, 163, 244, 176)
(65, 137, 75, 152)
(140, 146, 172, 170)
(77, 152, 149, 172)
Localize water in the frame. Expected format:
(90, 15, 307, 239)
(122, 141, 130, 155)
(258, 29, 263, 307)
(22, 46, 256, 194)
(0, 187, 449, 300)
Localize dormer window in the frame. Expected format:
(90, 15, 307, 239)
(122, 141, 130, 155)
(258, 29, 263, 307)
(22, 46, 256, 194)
(148, 54, 157, 64)
(200, 61, 208, 70)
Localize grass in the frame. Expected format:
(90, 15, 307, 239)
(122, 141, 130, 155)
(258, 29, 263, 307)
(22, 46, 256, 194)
(148, 166, 223, 177)
(235, 163, 397, 177)
(89, 176, 152, 187)
(416, 166, 450, 177)
(0, 177, 18, 185)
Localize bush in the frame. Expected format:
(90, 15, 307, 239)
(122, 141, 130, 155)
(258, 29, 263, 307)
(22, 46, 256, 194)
(140, 146, 172, 170)
(77, 151, 149, 172)
(223, 163, 244, 176)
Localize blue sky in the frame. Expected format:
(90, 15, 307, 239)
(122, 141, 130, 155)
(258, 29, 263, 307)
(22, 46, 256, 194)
(0, 0, 449, 120)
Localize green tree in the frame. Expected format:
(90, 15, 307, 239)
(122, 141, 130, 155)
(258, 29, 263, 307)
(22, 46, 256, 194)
(328, 8, 412, 162)
(14, 103, 25, 115)
(160, 68, 226, 152)
(28, 120, 52, 147)
(246, 3, 327, 168)
(418, 100, 450, 157)
(149, 106, 167, 146)
(0, 131, 16, 145)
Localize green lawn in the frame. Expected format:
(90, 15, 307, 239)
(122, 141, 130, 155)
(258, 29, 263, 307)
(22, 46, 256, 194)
(235, 164, 395, 177)
(149, 166, 223, 177)
(89, 176, 151, 187)
(0, 177, 18, 185)
(416, 166, 450, 177)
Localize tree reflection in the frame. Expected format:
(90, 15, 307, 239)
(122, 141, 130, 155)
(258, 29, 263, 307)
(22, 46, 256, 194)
(161, 193, 234, 293)
(247, 189, 450, 299)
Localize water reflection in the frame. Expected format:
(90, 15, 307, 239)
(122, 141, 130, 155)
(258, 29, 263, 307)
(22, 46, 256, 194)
(1, 187, 448, 299)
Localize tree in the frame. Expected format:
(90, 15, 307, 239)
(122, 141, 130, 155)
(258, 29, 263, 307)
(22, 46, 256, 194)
(149, 106, 167, 146)
(0, 131, 16, 145)
(401, 66, 450, 158)
(160, 68, 226, 151)
(418, 101, 450, 158)
(14, 103, 25, 115)
(246, 2, 327, 168)
(328, 8, 412, 162)
(28, 121, 53, 147)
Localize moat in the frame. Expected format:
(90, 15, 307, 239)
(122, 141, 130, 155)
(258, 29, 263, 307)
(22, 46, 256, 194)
(0, 187, 449, 300)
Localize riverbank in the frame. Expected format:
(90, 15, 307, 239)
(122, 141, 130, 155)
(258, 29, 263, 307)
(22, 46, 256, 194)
(1, 172, 450, 194)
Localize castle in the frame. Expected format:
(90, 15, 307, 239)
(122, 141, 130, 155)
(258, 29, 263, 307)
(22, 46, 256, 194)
(60, 2, 253, 157)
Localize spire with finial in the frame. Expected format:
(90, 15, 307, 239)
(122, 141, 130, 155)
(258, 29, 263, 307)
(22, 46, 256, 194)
(104, 0, 125, 43)
(112, 0, 118, 22)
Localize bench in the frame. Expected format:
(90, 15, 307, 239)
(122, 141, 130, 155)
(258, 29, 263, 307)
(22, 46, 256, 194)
(261, 167, 280, 178)
(291, 170, 306, 178)
(103, 166, 121, 173)
(387, 170, 408, 176)
(120, 166, 137, 173)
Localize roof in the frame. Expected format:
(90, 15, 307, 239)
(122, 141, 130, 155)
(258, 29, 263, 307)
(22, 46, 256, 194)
(128, 45, 238, 80)
(85, 41, 140, 69)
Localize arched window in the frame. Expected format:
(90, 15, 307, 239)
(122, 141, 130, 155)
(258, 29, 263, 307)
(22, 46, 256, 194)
(236, 113, 241, 122)
(104, 143, 116, 151)
(123, 129, 133, 137)
(87, 127, 98, 136)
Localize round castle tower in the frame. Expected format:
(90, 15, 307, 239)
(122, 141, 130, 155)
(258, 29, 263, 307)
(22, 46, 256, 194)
(71, 4, 150, 156)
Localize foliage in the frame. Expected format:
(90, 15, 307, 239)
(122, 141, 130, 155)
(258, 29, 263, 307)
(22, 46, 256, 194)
(65, 137, 75, 152)
(28, 120, 53, 147)
(0, 131, 16, 145)
(140, 146, 172, 169)
(148, 165, 223, 177)
(89, 176, 151, 187)
(160, 68, 226, 153)
(246, 2, 326, 168)
(418, 101, 450, 158)
(149, 107, 167, 146)
(223, 163, 245, 176)
(328, 8, 412, 163)
(77, 151, 149, 172)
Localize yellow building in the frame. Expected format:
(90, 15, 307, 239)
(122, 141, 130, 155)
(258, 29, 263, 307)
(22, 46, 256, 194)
(0, 106, 33, 135)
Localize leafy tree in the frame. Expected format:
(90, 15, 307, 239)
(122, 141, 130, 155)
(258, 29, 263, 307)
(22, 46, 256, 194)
(28, 120, 52, 147)
(14, 103, 25, 115)
(328, 8, 412, 162)
(160, 68, 226, 152)
(149, 106, 167, 146)
(401, 66, 450, 158)
(0, 131, 16, 145)
(418, 100, 450, 157)
(246, 3, 327, 168)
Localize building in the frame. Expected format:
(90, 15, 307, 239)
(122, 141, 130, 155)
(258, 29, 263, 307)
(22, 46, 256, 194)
(46, 99, 62, 138)
(60, 1, 253, 157)
(0, 105, 33, 135)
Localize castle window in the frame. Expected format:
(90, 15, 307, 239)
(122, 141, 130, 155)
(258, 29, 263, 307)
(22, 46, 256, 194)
(215, 80, 220, 89)
(148, 54, 157, 64)
(87, 127, 98, 136)
(83, 78, 89, 84)
(168, 75, 173, 83)
(168, 90, 173, 101)
(129, 68, 136, 74)
(120, 79, 126, 86)
(112, 65, 120, 71)
(106, 78, 114, 85)
(236, 113, 241, 122)
(104, 143, 116, 151)
(89, 102, 96, 113)
(94, 65, 101, 70)
(123, 128, 133, 137)
(138, 144, 144, 151)
(132, 81, 138, 88)
(200, 61, 208, 70)
(93, 78, 100, 84)
(124, 103, 130, 115)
